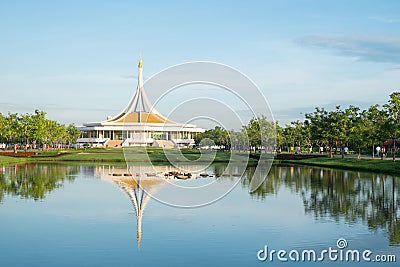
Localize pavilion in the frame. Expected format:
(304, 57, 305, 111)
(77, 57, 204, 148)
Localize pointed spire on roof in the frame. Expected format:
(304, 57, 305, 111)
(138, 52, 143, 68)
(103, 54, 172, 123)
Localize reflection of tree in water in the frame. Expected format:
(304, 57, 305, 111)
(246, 165, 400, 245)
(243, 165, 282, 197)
(0, 164, 78, 202)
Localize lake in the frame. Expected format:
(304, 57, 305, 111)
(0, 163, 399, 266)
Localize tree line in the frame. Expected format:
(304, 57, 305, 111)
(0, 110, 80, 150)
(195, 92, 400, 159)
(278, 92, 399, 159)
(194, 115, 278, 153)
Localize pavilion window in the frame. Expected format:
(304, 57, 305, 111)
(122, 131, 128, 140)
(151, 131, 166, 140)
(114, 131, 123, 140)
(169, 132, 177, 140)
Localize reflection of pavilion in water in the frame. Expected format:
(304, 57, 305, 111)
(94, 165, 172, 249)
(94, 164, 245, 248)
(93, 164, 226, 248)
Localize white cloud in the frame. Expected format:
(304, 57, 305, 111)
(296, 35, 400, 64)
(368, 16, 400, 24)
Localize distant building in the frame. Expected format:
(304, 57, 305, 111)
(77, 57, 204, 147)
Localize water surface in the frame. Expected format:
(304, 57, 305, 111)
(0, 163, 399, 266)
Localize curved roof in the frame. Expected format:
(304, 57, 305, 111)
(80, 56, 203, 133)
(104, 57, 174, 125)
(112, 112, 171, 123)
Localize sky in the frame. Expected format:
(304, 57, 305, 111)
(1, 0, 400, 127)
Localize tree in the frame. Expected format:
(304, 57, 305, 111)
(224, 129, 249, 152)
(306, 108, 332, 156)
(0, 110, 80, 150)
(31, 110, 48, 148)
(349, 110, 369, 158)
(290, 120, 312, 152)
(283, 125, 295, 152)
(337, 106, 359, 159)
(0, 113, 6, 143)
(195, 126, 229, 150)
(302, 120, 312, 151)
(19, 113, 36, 148)
(5, 113, 20, 145)
(258, 115, 276, 152)
(242, 115, 275, 153)
(384, 92, 400, 161)
(243, 118, 261, 152)
(66, 124, 80, 147)
(275, 123, 284, 152)
(364, 105, 388, 158)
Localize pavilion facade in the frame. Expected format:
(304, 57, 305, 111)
(77, 57, 204, 148)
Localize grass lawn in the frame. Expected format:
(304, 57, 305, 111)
(0, 148, 257, 165)
(280, 157, 400, 175)
(0, 155, 27, 165)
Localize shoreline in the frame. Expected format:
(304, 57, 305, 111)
(1, 150, 399, 176)
(276, 157, 400, 176)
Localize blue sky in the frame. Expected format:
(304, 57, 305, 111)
(1, 0, 399, 126)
